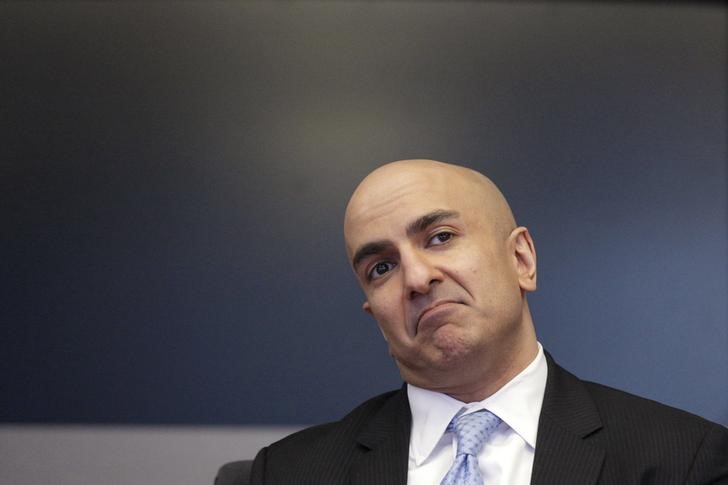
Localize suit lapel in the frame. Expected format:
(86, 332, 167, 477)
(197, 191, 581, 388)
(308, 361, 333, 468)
(345, 354, 606, 485)
(351, 387, 411, 485)
(530, 354, 605, 485)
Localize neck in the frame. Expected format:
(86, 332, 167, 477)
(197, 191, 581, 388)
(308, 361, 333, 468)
(446, 337, 539, 403)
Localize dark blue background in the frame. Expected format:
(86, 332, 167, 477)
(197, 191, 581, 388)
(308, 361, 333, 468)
(3, 2, 727, 425)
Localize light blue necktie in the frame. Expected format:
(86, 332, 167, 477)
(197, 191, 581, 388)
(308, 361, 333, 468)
(440, 409, 502, 485)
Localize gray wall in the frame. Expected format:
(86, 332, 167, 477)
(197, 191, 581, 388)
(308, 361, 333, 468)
(0, 425, 299, 485)
(3, 1, 727, 428)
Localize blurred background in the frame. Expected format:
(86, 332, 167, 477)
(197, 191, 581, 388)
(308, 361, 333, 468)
(2, 1, 726, 484)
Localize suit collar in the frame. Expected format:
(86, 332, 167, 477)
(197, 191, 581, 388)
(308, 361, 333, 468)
(346, 353, 607, 485)
(530, 352, 605, 484)
(352, 386, 411, 485)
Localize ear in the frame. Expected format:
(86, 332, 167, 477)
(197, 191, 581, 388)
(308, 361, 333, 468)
(510, 226, 537, 292)
(362, 301, 389, 342)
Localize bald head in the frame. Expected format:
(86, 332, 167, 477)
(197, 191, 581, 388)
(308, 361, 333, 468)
(344, 159, 516, 262)
(342, 159, 538, 400)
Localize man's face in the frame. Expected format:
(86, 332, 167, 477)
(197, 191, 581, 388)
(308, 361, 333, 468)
(344, 162, 535, 393)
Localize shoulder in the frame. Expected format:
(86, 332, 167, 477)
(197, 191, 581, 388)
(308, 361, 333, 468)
(542, 354, 728, 482)
(554, 361, 728, 482)
(264, 389, 403, 453)
(581, 378, 725, 438)
(583, 379, 710, 423)
(545, 352, 723, 436)
(584, 379, 728, 481)
(250, 388, 408, 484)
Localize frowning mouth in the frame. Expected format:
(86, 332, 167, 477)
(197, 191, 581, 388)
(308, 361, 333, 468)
(416, 300, 460, 333)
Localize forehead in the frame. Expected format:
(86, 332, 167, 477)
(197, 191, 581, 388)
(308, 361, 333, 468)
(344, 167, 484, 254)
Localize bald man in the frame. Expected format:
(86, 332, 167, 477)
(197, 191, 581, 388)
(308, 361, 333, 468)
(246, 160, 728, 485)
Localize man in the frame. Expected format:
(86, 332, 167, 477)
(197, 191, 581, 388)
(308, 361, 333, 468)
(249, 159, 728, 484)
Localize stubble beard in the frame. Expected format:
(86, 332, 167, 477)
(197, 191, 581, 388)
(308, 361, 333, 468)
(396, 322, 485, 389)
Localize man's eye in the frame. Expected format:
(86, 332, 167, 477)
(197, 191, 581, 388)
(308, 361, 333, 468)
(369, 261, 395, 280)
(428, 231, 453, 246)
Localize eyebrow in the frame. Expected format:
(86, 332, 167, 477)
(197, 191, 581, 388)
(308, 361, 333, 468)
(351, 241, 391, 271)
(351, 209, 460, 271)
(405, 209, 459, 237)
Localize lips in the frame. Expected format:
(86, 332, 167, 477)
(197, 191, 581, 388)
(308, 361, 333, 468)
(416, 300, 460, 332)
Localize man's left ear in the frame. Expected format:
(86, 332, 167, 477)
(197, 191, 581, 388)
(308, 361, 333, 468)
(510, 226, 537, 292)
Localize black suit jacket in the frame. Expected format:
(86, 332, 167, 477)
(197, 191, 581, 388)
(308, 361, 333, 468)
(250, 354, 728, 484)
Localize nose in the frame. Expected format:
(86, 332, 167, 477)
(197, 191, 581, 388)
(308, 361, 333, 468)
(400, 248, 443, 299)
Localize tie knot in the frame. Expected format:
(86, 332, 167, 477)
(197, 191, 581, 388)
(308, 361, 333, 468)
(449, 409, 501, 456)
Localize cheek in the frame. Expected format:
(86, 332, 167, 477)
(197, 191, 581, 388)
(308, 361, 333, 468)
(461, 255, 517, 303)
(368, 291, 407, 336)
(367, 292, 392, 320)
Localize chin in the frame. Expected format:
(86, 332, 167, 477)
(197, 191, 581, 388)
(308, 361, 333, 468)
(396, 328, 477, 373)
(430, 335, 475, 368)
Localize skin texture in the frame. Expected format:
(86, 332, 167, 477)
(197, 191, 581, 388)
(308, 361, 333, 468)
(344, 159, 538, 402)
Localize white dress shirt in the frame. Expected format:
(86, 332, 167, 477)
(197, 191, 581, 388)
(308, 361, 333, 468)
(407, 343, 548, 485)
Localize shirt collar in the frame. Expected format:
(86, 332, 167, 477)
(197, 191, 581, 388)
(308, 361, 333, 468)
(407, 343, 547, 466)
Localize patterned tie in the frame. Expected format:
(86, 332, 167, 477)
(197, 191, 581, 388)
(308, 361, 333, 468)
(440, 409, 502, 485)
